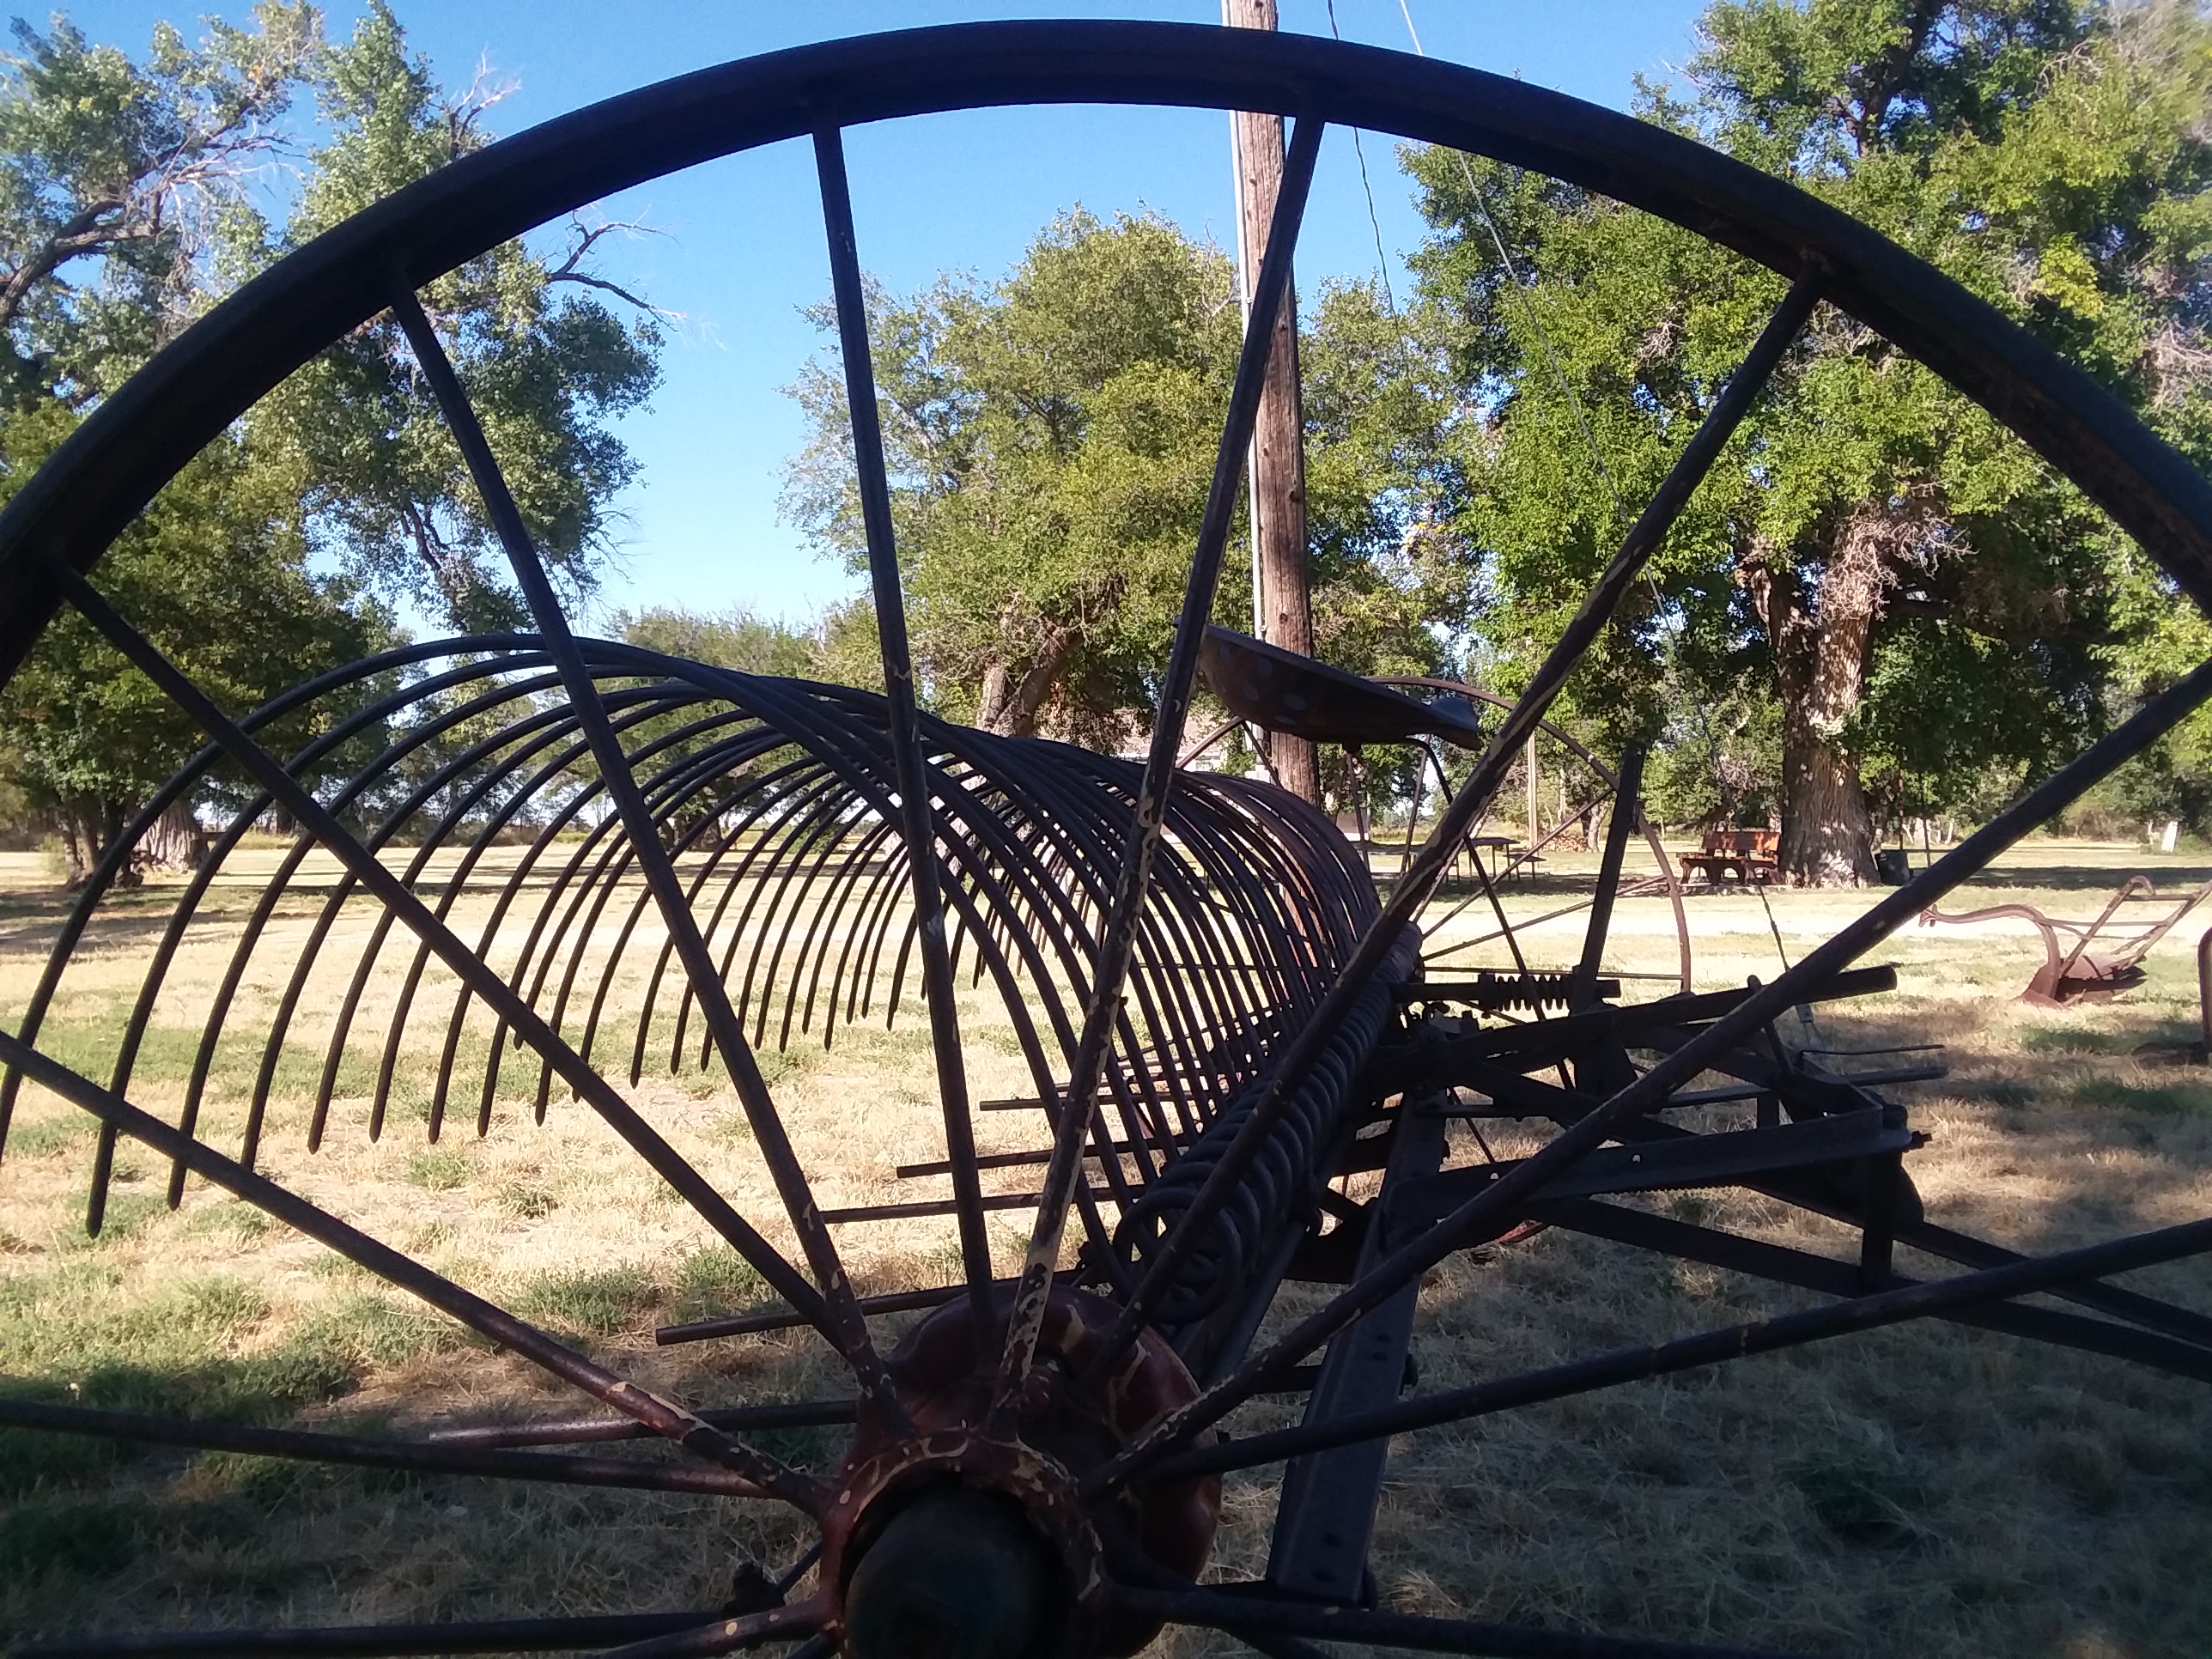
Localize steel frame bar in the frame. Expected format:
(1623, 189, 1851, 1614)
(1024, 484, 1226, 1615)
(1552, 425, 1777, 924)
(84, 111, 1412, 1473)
(0, 1027, 823, 1510)
(994, 112, 1328, 1414)
(422, 1400, 860, 1449)
(1112, 1583, 1806, 1657)
(385, 290, 902, 1425)
(593, 1598, 828, 1659)
(1533, 1197, 2212, 1382)
(5, 1613, 726, 1657)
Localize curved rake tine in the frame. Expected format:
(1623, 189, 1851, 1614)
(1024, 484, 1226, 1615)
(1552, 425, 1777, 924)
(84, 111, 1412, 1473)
(993, 112, 1328, 1418)
(1141, 1213, 2212, 1483)
(1073, 276, 1825, 1394)
(40, 556, 837, 1358)
(93, 659, 570, 1217)
(673, 769, 848, 1072)
(0, 1398, 770, 1497)
(626, 754, 825, 1081)
(814, 123, 992, 1327)
(471, 706, 763, 1127)
(268, 682, 603, 1157)
(592, 1597, 829, 1659)
(386, 289, 903, 1430)
(0, 1029, 823, 1511)
(1089, 650, 2212, 1497)
(4, 1613, 732, 1657)
(0, 636, 529, 1164)
(1110, 1583, 1807, 1658)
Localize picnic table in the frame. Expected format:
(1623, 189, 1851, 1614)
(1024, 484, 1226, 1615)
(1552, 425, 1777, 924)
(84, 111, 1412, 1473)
(1679, 827, 1778, 884)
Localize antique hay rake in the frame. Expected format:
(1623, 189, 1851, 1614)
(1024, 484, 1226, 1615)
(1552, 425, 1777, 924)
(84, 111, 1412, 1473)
(3, 21, 2212, 1658)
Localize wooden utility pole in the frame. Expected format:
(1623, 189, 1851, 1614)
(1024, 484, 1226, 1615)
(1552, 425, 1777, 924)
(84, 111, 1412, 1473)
(1224, 0, 1318, 806)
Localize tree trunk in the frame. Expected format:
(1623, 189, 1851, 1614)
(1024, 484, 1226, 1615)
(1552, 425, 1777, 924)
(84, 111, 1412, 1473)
(1744, 517, 1889, 887)
(975, 622, 1077, 738)
(138, 800, 207, 873)
(1225, 0, 1318, 808)
(56, 796, 135, 890)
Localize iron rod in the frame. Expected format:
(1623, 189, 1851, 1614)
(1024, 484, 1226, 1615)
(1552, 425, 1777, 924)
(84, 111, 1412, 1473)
(1146, 1212, 2212, 1481)
(0, 1399, 767, 1496)
(812, 125, 994, 1327)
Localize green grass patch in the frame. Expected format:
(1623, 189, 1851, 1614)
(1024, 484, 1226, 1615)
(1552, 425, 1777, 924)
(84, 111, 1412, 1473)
(2066, 1075, 2212, 1115)
(0, 1494, 151, 1581)
(403, 1147, 471, 1191)
(3, 1115, 95, 1158)
(671, 1246, 769, 1323)
(509, 1267, 658, 1340)
(0, 1269, 360, 1474)
(495, 1180, 556, 1219)
(64, 1194, 167, 1249)
(296, 1292, 458, 1370)
(1787, 1452, 1928, 1547)
(2020, 1025, 2133, 1055)
(180, 1203, 270, 1243)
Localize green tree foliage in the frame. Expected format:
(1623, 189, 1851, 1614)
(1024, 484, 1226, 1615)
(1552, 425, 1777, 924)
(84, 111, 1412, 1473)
(0, 3, 318, 410)
(0, 5, 659, 878)
(1407, 0, 2212, 881)
(0, 403, 387, 881)
(619, 601, 882, 689)
(242, 3, 662, 629)
(783, 209, 1466, 744)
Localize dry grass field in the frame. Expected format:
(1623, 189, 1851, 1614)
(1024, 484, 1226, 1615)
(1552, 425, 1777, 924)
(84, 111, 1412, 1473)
(2, 836, 2209, 1656)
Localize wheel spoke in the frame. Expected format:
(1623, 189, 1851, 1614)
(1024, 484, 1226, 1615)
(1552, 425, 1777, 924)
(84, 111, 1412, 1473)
(1078, 276, 1827, 1395)
(593, 1597, 828, 1659)
(1136, 1214, 2212, 1485)
(5, 1613, 729, 1657)
(994, 112, 1328, 1415)
(0, 1028, 824, 1513)
(1111, 1583, 1807, 1657)
(421, 1400, 859, 1450)
(27, 560, 839, 1352)
(0, 1399, 769, 1497)
(385, 291, 904, 1428)
(809, 127, 992, 1327)
(1086, 595, 2212, 1503)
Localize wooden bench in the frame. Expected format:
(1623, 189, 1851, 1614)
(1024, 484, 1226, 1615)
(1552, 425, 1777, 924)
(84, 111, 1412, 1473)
(1678, 827, 1778, 884)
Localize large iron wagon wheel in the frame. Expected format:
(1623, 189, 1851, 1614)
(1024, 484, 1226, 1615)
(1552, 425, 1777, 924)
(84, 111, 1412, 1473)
(3, 21, 2212, 1659)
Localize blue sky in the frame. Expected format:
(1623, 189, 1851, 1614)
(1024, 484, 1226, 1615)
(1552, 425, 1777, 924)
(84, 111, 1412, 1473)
(78, 0, 1713, 629)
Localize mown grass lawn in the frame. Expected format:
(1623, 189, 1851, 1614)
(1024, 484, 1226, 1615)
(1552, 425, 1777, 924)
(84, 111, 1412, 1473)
(1, 837, 2209, 1656)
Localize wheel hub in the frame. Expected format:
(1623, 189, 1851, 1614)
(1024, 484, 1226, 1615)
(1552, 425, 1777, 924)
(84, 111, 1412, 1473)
(822, 1288, 1219, 1658)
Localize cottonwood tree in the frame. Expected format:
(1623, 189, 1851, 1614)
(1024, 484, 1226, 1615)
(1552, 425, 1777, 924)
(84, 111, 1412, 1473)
(245, 3, 663, 630)
(0, 3, 318, 408)
(1409, 0, 2212, 882)
(783, 210, 1466, 748)
(0, 5, 663, 879)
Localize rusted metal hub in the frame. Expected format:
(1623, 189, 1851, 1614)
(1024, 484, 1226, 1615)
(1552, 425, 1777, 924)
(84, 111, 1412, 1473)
(823, 1287, 1219, 1657)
